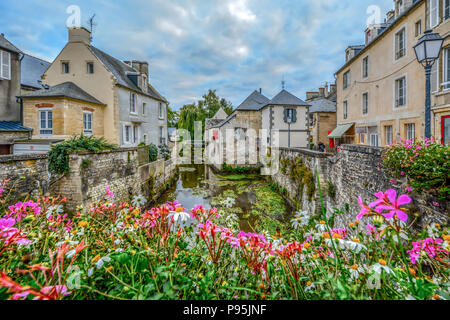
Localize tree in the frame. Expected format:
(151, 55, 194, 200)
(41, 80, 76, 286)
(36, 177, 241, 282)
(167, 105, 179, 128)
(177, 90, 233, 141)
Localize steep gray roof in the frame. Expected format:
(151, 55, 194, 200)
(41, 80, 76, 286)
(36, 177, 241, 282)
(20, 82, 105, 105)
(308, 98, 336, 113)
(21, 54, 51, 89)
(211, 114, 237, 128)
(264, 89, 309, 107)
(88, 45, 168, 103)
(0, 35, 21, 54)
(236, 90, 270, 111)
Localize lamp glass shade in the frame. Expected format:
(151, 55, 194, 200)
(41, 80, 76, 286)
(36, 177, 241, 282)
(425, 39, 444, 60)
(414, 31, 444, 64)
(414, 42, 426, 62)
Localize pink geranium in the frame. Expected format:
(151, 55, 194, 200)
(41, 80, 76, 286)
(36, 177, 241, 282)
(407, 238, 448, 264)
(373, 189, 411, 221)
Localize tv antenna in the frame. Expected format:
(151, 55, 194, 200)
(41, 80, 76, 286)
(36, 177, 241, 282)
(87, 14, 97, 42)
(281, 75, 286, 90)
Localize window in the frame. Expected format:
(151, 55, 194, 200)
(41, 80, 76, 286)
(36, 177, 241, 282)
(395, 76, 407, 107)
(142, 102, 147, 116)
(130, 93, 136, 114)
(0, 50, 11, 80)
(406, 123, 415, 140)
(143, 134, 148, 144)
(359, 133, 365, 144)
(87, 62, 94, 74)
(445, 0, 450, 20)
(83, 112, 93, 136)
(370, 134, 379, 147)
(124, 125, 131, 144)
(159, 103, 164, 119)
(343, 71, 350, 89)
(430, 0, 439, 28)
(362, 56, 369, 78)
(62, 62, 69, 74)
(362, 93, 369, 115)
(431, 57, 439, 92)
(159, 127, 166, 145)
(343, 101, 348, 120)
(133, 126, 138, 144)
(415, 20, 422, 37)
(385, 126, 393, 145)
(442, 116, 450, 145)
(39, 109, 53, 135)
(286, 108, 296, 123)
(395, 28, 406, 60)
(443, 47, 450, 90)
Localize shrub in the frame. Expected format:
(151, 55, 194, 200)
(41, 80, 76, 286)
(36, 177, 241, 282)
(48, 136, 117, 175)
(148, 143, 158, 162)
(382, 138, 449, 199)
(158, 144, 171, 161)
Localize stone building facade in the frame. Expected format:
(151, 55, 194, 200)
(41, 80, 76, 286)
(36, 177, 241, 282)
(334, 0, 450, 147)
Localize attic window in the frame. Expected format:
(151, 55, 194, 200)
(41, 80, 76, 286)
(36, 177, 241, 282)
(62, 62, 70, 74)
(87, 62, 94, 74)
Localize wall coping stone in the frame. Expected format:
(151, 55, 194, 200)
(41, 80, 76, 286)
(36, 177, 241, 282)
(340, 144, 384, 156)
(70, 147, 139, 156)
(277, 147, 332, 158)
(0, 153, 48, 163)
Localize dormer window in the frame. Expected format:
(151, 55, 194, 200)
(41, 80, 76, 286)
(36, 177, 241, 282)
(62, 62, 70, 74)
(0, 50, 11, 80)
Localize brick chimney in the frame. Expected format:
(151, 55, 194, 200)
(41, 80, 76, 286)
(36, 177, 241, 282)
(128, 60, 149, 78)
(68, 27, 91, 45)
(318, 87, 325, 97)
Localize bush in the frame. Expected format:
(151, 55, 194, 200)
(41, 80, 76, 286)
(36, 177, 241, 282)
(148, 143, 158, 162)
(382, 138, 449, 199)
(48, 136, 117, 175)
(158, 144, 171, 160)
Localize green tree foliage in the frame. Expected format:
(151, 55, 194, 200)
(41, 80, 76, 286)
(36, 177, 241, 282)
(167, 105, 179, 128)
(177, 90, 233, 140)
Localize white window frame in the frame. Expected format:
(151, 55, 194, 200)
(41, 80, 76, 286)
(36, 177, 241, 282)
(130, 93, 137, 114)
(124, 125, 132, 144)
(83, 111, 93, 136)
(133, 125, 139, 144)
(142, 102, 147, 116)
(362, 56, 369, 78)
(362, 92, 369, 115)
(394, 74, 408, 109)
(370, 133, 379, 147)
(415, 19, 422, 37)
(358, 133, 365, 145)
(443, 47, 450, 90)
(143, 134, 148, 144)
(159, 126, 166, 145)
(445, 0, 450, 21)
(343, 100, 348, 120)
(159, 102, 164, 119)
(385, 125, 393, 145)
(406, 123, 415, 141)
(430, 0, 440, 28)
(62, 61, 70, 74)
(0, 50, 11, 80)
(394, 25, 407, 61)
(431, 57, 440, 92)
(343, 71, 350, 89)
(39, 108, 53, 136)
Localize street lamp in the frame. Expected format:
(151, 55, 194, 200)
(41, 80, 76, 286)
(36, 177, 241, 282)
(413, 30, 444, 139)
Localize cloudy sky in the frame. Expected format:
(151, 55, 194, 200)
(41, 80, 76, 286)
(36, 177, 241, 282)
(0, 0, 394, 109)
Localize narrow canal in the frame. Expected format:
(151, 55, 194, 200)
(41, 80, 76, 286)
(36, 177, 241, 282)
(157, 165, 295, 234)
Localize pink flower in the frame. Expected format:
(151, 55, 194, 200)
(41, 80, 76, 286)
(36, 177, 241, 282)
(374, 189, 411, 222)
(389, 179, 396, 184)
(105, 186, 115, 199)
(356, 196, 371, 220)
(432, 202, 440, 207)
(407, 238, 448, 264)
(406, 187, 413, 193)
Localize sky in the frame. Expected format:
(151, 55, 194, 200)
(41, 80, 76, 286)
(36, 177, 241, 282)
(0, 0, 394, 110)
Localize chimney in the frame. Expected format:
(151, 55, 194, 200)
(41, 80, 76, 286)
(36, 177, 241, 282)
(330, 84, 336, 93)
(386, 10, 395, 21)
(324, 83, 329, 97)
(318, 87, 325, 97)
(68, 27, 91, 45)
(259, 88, 262, 94)
(129, 60, 149, 78)
(306, 92, 319, 100)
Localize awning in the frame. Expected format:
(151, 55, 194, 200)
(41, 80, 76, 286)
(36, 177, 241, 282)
(328, 123, 354, 138)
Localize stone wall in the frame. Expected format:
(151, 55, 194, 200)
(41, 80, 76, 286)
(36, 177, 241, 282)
(51, 147, 177, 211)
(272, 144, 449, 229)
(0, 153, 49, 201)
(1, 147, 176, 212)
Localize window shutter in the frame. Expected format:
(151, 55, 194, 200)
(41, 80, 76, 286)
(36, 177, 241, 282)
(283, 108, 288, 123)
(1, 51, 11, 79)
(292, 109, 297, 123)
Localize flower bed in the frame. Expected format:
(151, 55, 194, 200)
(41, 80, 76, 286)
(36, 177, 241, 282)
(0, 179, 449, 300)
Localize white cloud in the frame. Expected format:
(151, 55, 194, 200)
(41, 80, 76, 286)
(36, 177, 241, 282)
(228, 0, 256, 22)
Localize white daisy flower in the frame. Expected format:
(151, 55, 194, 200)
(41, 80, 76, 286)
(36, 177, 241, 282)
(132, 195, 147, 208)
(372, 263, 392, 274)
(96, 256, 111, 269)
(223, 197, 236, 208)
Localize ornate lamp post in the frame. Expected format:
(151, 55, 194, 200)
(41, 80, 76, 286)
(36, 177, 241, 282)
(413, 30, 444, 139)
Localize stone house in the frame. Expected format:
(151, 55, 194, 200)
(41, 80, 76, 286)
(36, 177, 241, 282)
(333, 0, 450, 147)
(20, 27, 168, 150)
(206, 88, 309, 166)
(0, 34, 32, 155)
(306, 84, 337, 148)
